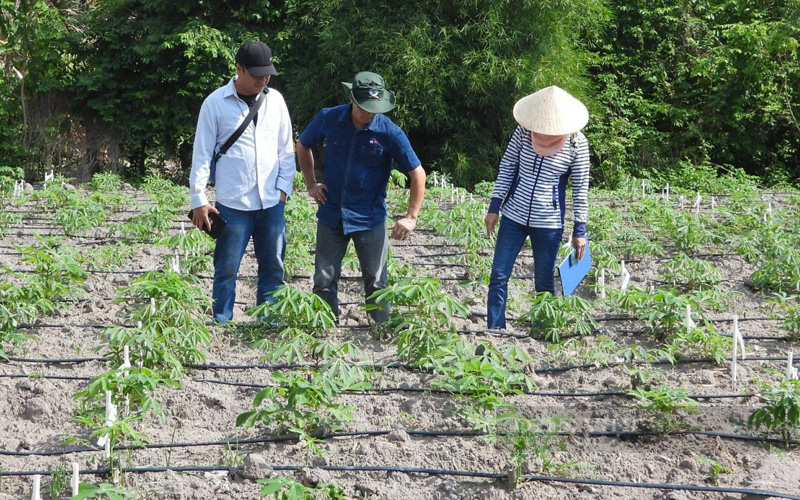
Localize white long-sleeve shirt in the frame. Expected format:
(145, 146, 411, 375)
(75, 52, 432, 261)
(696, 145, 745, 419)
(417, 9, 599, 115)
(189, 77, 296, 210)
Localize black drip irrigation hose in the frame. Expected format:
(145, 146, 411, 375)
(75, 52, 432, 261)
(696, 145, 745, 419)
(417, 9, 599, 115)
(190, 378, 758, 401)
(2, 428, 798, 458)
(0, 464, 798, 499)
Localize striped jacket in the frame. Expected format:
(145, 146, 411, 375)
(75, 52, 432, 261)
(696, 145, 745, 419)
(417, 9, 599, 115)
(488, 125, 590, 238)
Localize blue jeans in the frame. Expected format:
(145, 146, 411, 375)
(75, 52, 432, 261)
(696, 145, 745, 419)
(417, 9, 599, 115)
(487, 217, 563, 329)
(212, 202, 286, 323)
(313, 220, 389, 323)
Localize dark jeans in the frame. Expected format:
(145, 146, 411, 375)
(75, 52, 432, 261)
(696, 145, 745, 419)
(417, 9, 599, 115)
(487, 217, 563, 329)
(212, 202, 286, 323)
(313, 220, 389, 323)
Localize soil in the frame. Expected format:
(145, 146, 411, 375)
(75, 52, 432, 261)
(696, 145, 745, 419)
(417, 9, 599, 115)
(0, 182, 798, 500)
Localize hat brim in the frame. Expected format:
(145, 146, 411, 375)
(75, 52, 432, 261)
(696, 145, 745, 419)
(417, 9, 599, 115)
(248, 65, 278, 77)
(513, 86, 588, 135)
(341, 82, 396, 114)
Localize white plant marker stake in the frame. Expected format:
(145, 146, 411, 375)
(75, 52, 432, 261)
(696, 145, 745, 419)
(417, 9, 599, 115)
(767, 202, 773, 221)
(150, 297, 156, 315)
(685, 304, 695, 331)
(731, 324, 738, 389)
(71, 463, 80, 496)
(450, 192, 454, 203)
(787, 352, 798, 380)
(679, 195, 686, 210)
(641, 180, 646, 198)
(180, 222, 186, 235)
(663, 183, 670, 201)
(693, 192, 701, 214)
(649, 284, 655, 294)
(31, 474, 41, 500)
(620, 261, 630, 291)
(711, 196, 716, 210)
(97, 391, 117, 448)
(734, 316, 745, 360)
(599, 269, 606, 297)
(137, 321, 142, 329)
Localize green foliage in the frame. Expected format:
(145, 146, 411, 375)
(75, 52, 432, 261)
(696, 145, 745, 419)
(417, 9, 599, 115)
(748, 378, 800, 441)
(236, 366, 369, 448)
(257, 475, 344, 500)
(368, 278, 470, 363)
(75, 367, 180, 417)
(767, 293, 800, 340)
(750, 230, 800, 292)
(591, 0, 800, 186)
(282, 0, 606, 187)
(629, 384, 698, 433)
(660, 254, 722, 291)
(72, 482, 137, 500)
(246, 286, 337, 333)
(517, 292, 597, 342)
(698, 457, 731, 485)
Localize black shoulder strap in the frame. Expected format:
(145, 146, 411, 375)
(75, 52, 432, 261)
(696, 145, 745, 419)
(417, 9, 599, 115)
(215, 89, 268, 160)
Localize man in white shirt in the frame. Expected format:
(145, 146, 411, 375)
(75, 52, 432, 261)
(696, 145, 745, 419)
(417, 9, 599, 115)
(189, 41, 296, 323)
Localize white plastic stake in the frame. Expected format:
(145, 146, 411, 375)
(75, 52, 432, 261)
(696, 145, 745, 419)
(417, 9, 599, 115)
(71, 463, 80, 496)
(31, 474, 41, 500)
(97, 391, 118, 448)
(620, 261, 630, 291)
(767, 203, 773, 220)
(119, 346, 131, 374)
(598, 268, 606, 298)
(731, 317, 739, 388)
(171, 254, 180, 273)
(663, 183, 670, 201)
(180, 222, 186, 235)
(649, 284, 655, 294)
(150, 297, 156, 315)
(693, 192, 701, 214)
(679, 195, 686, 210)
(685, 304, 695, 331)
(711, 196, 717, 210)
(787, 352, 798, 380)
(734, 316, 745, 360)
(136, 321, 142, 329)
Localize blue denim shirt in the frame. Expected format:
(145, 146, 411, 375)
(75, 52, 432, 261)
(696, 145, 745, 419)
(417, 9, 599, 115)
(298, 104, 421, 234)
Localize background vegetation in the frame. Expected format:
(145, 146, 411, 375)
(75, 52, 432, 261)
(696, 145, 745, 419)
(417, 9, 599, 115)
(0, 0, 798, 188)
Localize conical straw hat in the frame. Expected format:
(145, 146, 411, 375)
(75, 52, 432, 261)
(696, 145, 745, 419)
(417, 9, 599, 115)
(512, 86, 589, 135)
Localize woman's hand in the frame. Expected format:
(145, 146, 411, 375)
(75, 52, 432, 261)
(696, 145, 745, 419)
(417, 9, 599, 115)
(484, 213, 499, 237)
(572, 236, 587, 260)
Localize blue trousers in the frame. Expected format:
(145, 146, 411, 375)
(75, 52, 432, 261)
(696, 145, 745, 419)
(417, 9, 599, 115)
(212, 202, 286, 323)
(487, 217, 562, 329)
(313, 220, 389, 323)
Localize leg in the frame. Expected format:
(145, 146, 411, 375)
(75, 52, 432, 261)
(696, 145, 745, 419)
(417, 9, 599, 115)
(313, 220, 350, 318)
(212, 204, 255, 323)
(351, 222, 389, 323)
(530, 227, 564, 294)
(252, 201, 287, 305)
(487, 217, 529, 329)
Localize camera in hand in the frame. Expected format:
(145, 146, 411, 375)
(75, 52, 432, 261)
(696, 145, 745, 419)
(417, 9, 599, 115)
(187, 209, 226, 239)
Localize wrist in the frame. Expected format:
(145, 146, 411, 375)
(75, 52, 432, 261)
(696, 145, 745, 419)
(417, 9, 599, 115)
(405, 214, 418, 220)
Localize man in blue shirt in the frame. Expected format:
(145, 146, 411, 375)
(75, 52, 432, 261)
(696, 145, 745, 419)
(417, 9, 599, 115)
(296, 71, 426, 323)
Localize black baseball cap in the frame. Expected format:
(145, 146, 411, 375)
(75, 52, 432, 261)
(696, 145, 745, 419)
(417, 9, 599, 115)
(236, 41, 278, 77)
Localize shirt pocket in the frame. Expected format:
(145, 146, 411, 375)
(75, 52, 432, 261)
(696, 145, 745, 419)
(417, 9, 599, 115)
(358, 144, 385, 167)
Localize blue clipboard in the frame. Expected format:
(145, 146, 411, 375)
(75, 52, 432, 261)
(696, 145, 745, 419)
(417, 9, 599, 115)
(558, 243, 591, 296)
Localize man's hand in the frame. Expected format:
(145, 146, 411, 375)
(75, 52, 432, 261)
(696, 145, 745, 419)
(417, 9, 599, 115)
(308, 183, 327, 206)
(191, 204, 219, 232)
(484, 213, 499, 237)
(573, 236, 587, 261)
(390, 216, 416, 240)
(280, 190, 287, 202)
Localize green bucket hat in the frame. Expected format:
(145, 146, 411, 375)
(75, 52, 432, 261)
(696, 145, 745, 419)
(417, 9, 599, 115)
(341, 71, 396, 114)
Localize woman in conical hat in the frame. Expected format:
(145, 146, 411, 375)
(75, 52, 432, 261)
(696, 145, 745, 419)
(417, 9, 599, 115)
(484, 86, 591, 330)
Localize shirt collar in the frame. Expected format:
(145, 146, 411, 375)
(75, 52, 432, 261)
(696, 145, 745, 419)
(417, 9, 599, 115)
(222, 77, 239, 99)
